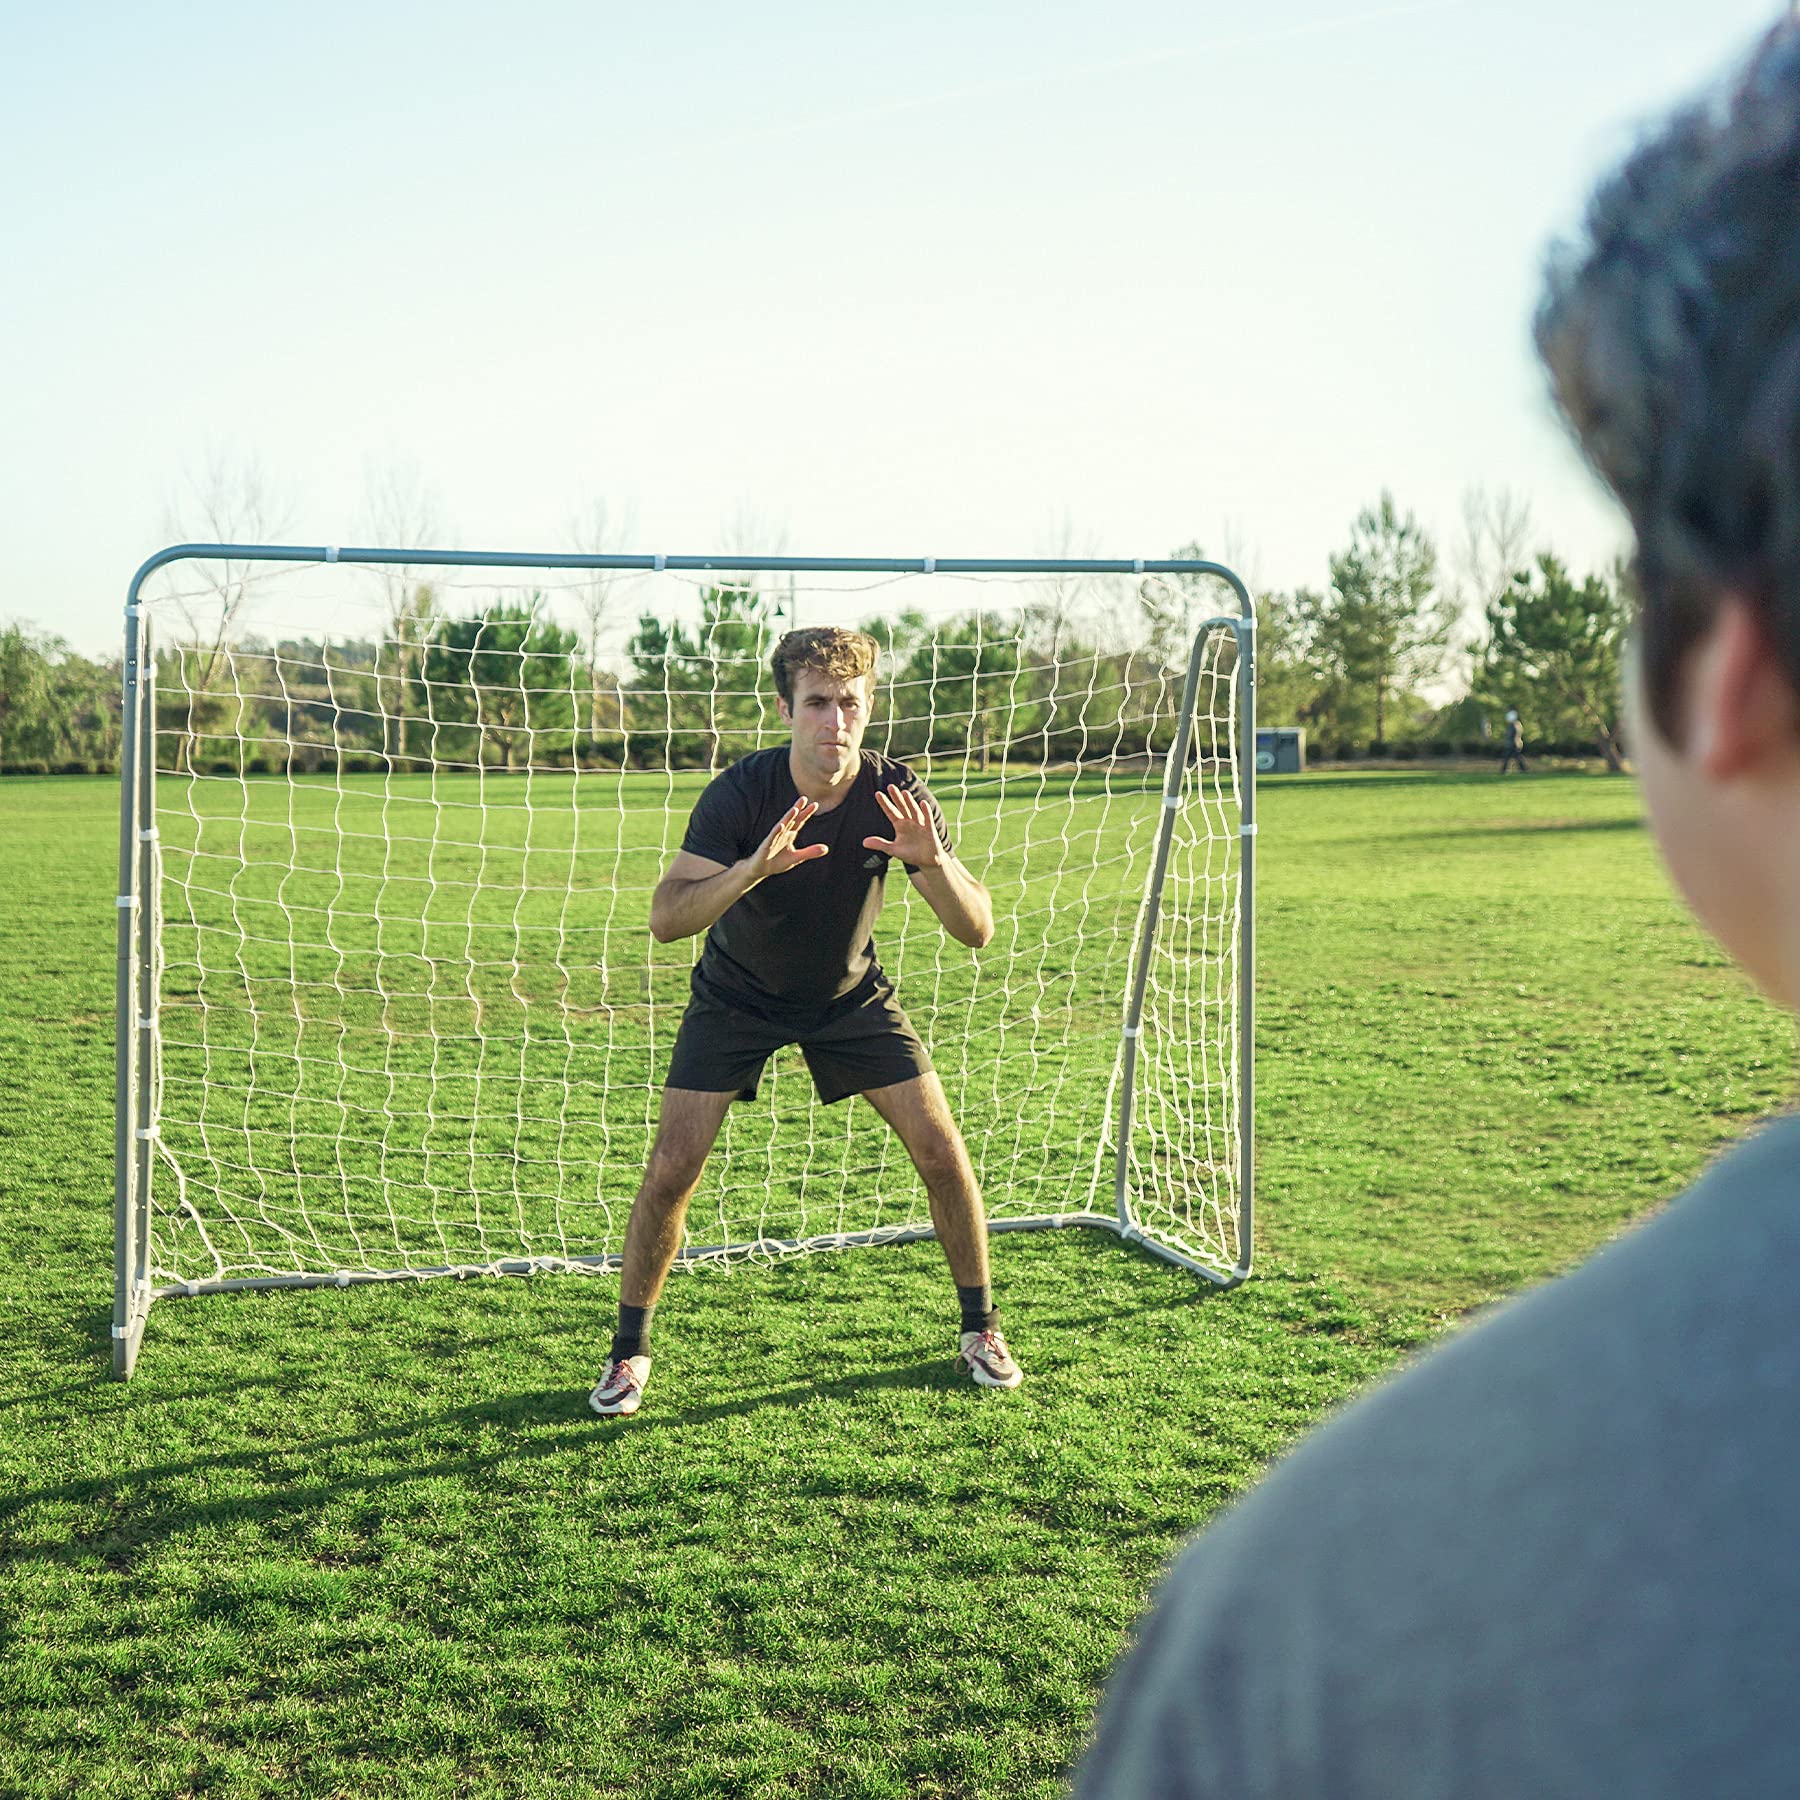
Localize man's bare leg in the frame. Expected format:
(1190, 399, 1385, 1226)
(861, 1073, 1023, 1386)
(859, 1072, 989, 1286)
(619, 1086, 736, 1306)
(591, 1086, 733, 1416)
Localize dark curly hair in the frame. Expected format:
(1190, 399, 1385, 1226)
(770, 626, 880, 707)
(1536, 17, 1800, 743)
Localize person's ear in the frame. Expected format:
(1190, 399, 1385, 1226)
(1686, 597, 1799, 780)
(777, 696, 792, 726)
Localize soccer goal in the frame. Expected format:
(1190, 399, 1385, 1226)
(111, 546, 1256, 1378)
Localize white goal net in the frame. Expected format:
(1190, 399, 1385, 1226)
(112, 550, 1253, 1373)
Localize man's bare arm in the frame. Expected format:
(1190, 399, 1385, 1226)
(908, 857, 994, 950)
(649, 851, 756, 944)
(649, 797, 826, 943)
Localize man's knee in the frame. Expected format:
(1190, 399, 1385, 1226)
(910, 1123, 973, 1193)
(644, 1139, 705, 1201)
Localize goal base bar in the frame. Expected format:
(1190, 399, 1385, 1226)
(130, 1213, 1247, 1319)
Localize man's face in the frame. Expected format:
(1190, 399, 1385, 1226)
(781, 668, 875, 777)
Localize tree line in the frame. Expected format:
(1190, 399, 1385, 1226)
(0, 492, 1630, 776)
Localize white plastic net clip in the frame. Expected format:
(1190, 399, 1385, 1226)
(323, 546, 341, 563)
(138, 1014, 156, 1032)
(653, 554, 667, 572)
(135, 1125, 158, 1141)
(1240, 822, 1259, 837)
(1132, 558, 1145, 574)
(138, 827, 159, 842)
(922, 557, 936, 574)
(1123, 1025, 1142, 1039)
(336, 1271, 352, 1287)
(116, 894, 138, 909)
(1162, 794, 1182, 810)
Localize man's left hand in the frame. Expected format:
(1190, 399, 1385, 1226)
(864, 785, 943, 868)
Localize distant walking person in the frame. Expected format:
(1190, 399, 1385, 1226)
(1499, 708, 1528, 773)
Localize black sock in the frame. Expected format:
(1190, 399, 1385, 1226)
(957, 1284, 998, 1335)
(611, 1302, 655, 1362)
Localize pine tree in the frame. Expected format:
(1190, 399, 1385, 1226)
(1317, 495, 1454, 748)
(1481, 554, 1629, 770)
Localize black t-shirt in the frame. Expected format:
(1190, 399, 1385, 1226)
(679, 747, 953, 1007)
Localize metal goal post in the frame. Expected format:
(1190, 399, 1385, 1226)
(112, 546, 1255, 1379)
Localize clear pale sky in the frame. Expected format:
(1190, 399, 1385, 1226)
(2, 0, 1784, 656)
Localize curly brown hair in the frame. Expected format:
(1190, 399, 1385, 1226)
(770, 626, 880, 707)
(1536, 18, 1800, 743)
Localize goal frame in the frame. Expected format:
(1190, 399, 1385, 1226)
(111, 544, 1257, 1379)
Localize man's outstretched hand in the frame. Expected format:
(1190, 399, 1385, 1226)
(863, 785, 943, 869)
(747, 797, 830, 881)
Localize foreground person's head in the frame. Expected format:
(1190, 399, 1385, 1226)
(1538, 19, 1800, 1010)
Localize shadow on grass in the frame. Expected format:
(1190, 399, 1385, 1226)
(1271, 768, 1631, 791)
(0, 1301, 294, 1413)
(3, 1369, 304, 1413)
(0, 1356, 967, 1565)
(0, 1376, 110, 1412)
(0, 1303, 117, 1411)
(0, 1229, 1251, 1565)
(1021, 1276, 1234, 1335)
(1325, 815, 1647, 849)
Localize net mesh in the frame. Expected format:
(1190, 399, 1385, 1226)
(132, 558, 1247, 1294)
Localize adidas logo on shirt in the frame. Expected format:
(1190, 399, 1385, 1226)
(863, 853, 886, 869)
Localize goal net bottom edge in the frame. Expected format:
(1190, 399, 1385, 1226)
(142, 1210, 1244, 1303)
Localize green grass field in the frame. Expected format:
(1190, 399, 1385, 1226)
(2, 768, 1792, 1798)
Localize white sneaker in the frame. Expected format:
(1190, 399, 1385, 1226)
(589, 1354, 651, 1416)
(958, 1328, 1023, 1390)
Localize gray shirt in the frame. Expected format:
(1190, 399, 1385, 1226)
(1077, 1111, 1800, 1798)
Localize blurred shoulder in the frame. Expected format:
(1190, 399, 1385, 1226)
(1078, 1112, 1800, 1797)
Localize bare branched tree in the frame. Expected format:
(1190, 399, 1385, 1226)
(1215, 518, 1268, 597)
(700, 509, 791, 761)
(160, 452, 291, 770)
(712, 507, 792, 612)
(1457, 485, 1533, 651)
(1029, 512, 1102, 658)
(361, 460, 447, 764)
(568, 497, 636, 745)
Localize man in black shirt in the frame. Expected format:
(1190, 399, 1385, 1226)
(590, 625, 1024, 1416)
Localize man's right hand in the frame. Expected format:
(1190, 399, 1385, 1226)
(743, 797, 828, 883)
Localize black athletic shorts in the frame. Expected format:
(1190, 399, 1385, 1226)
(664, 967, 934, 1105)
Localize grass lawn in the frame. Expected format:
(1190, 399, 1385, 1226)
(1, 767, 1792, 1798)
